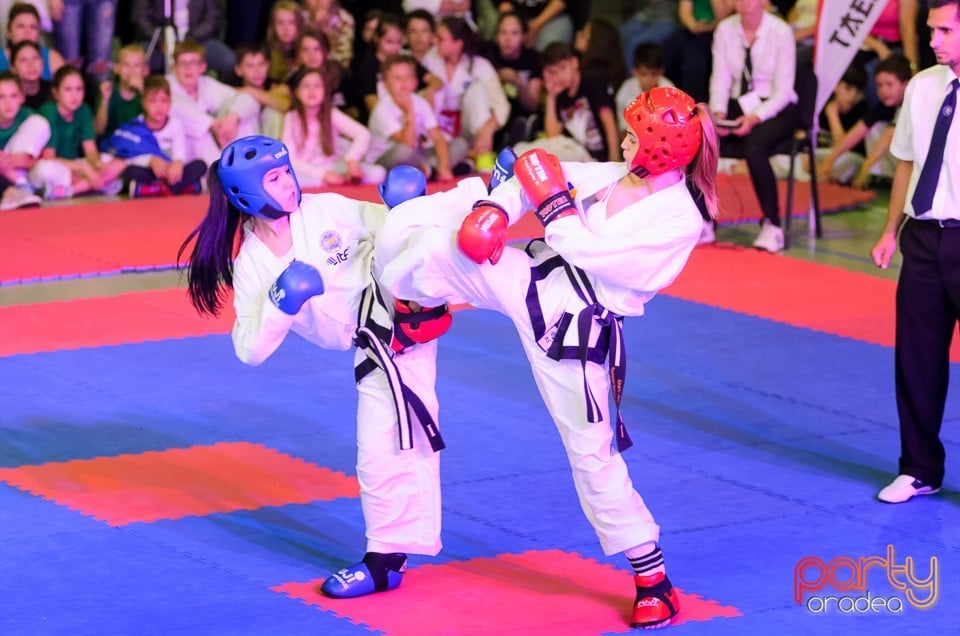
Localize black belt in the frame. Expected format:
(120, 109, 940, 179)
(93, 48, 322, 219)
(916, 217, 960, 228)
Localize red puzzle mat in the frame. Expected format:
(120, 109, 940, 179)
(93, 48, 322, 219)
(0, 176, 872, 285)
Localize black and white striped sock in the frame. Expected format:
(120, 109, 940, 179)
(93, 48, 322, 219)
(626, 544, 665, 577)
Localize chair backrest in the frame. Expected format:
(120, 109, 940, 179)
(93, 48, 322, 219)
(793, 61, 819, 132)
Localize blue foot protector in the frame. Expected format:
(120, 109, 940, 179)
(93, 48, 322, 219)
(320, 552, 407, 598)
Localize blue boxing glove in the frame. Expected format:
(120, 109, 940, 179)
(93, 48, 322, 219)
(379, 165, 427, 210)
(269, 260, 325, 315)
(488, 147, 517, 193)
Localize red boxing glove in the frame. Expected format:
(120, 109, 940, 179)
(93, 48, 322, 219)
(514, 148, 577, 226)
(456, 201, 509, 265)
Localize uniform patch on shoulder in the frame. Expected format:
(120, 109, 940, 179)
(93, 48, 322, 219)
(320, 231, 343, 253)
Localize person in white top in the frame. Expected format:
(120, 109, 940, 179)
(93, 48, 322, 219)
(871, 0, 960, 505)
(374, 87, 719, 630)
(281, 67, 385, 186)
(166, 39, 260, 167)
(180, 135, 452, 600)
(367, 54, 467, 181)
(615, 42, 675, 133)
(419, 16, 510, 160)
(709, 0, 797, 253)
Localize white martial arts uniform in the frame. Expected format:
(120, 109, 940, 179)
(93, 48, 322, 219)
(375, 162, 703, 555)
(167, 74, 260, 167)
(232, 193, 443, 556)
(420, 49, 510, 142)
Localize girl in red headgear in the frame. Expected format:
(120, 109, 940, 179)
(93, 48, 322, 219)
(374, 87, 718, 629)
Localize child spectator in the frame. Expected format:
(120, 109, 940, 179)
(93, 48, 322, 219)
(352, 14, 442, 124)
(104, 75, 206, 197)
(516, 41, 619, 162)
(234, 42, 291, 139)
(615, 43, 675, 132)
(813, 64, 869, 183)
(420, 16, 509, 161)
(817, 55, 911, 188)
(266, 0, 307, 83)
(166, 39, 260, 166)
(403, 9, 436, 64)
(292, 28, 347, 109)
(575, 19, 628, 91)
(9, 40, 50, 110)
(281, 66, 385, 186)
(39, 65, 126, 198)
(0, 3, 64, 80)
(304, 0, 355, 72)
(94, 44, 148, 139)
(485, 11, 542, 146)
(367, 54, 466, 181)
(496, 0, 574, 51)
(0, 70, 45, 209)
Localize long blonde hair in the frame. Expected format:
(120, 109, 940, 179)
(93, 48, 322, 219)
(688, 103, 719, 219)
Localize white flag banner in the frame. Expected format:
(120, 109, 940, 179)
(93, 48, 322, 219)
(813, 0, 888, 117)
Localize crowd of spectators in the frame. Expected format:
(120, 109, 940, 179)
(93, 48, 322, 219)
(0, 0, 939, 257)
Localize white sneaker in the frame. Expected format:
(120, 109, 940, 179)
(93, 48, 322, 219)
(752, 222, 784, 253)
(0, 185, 41, 211)
(877, 475, 940, 504)
(698, 221, 716, 245)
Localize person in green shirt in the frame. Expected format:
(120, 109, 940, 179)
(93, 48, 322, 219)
(38, 65, 126, 199)
(94, 44, 148, 141)
(0, 71, 45, 209)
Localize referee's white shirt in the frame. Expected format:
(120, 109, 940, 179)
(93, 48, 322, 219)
(891, 64, 960, 220)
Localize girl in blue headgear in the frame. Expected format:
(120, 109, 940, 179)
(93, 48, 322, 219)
(179, 135, 448, 599)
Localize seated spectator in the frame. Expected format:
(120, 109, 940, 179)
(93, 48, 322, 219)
(0, 3, 63, 80)
(403, 0, 475, 29)
(515, 41, 619, 163)
(9, 40, 51, 110)
(166, 39, 259, 166)
(496, 0, 573, 51)
(132, 0, 236, 81)
(266, 0, 306, 83)
(662, 0, 734, 103)
(484, 10, 543, 146)
(52, 0, 116, 82)
(817, 55, 910, 188)
(787, 0, 817, 64)
(857, 0, 919, 107)
(94, 44, 148, 140)
(575, 19, 627, 91)
(403, 9, 436, 63)
(366, 54, 467, 180)
(352, 14, 442, 124)
(281, 66, 385, 186)
(0, 70, 46, 209)
(304, 0, 356, 72)
(709, 0, 797, 253)
(616, 43, 675, 133)
(619, 0, 679, 71)
(234, 42, 291, 139)
(420, 16, 509, 161)
(102, 75, 206, 197)
(291, 28, 348, 110)
(39, 65, 126, 198)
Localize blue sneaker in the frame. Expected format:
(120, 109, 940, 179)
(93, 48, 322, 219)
(320, 552, 407, 598)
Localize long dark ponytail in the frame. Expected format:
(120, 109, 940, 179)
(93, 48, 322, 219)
(177, 162, 244, 316)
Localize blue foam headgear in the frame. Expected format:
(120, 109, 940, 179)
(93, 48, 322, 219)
(216, 136, 301, 219)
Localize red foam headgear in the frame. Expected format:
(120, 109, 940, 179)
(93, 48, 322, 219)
(623, 87, 702, 176)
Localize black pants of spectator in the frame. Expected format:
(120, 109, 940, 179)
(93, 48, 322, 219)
(662, 30, 713, 104)
(123, 161, 207, 195)
(720, 100, 798, 226)
(893, 219, 960, 489)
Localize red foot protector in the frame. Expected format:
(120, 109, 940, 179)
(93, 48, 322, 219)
(272, 549, 741, 634)
(0, 441, 359, 526)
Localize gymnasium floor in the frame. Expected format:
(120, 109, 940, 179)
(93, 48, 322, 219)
(1, 186, 957, 635)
